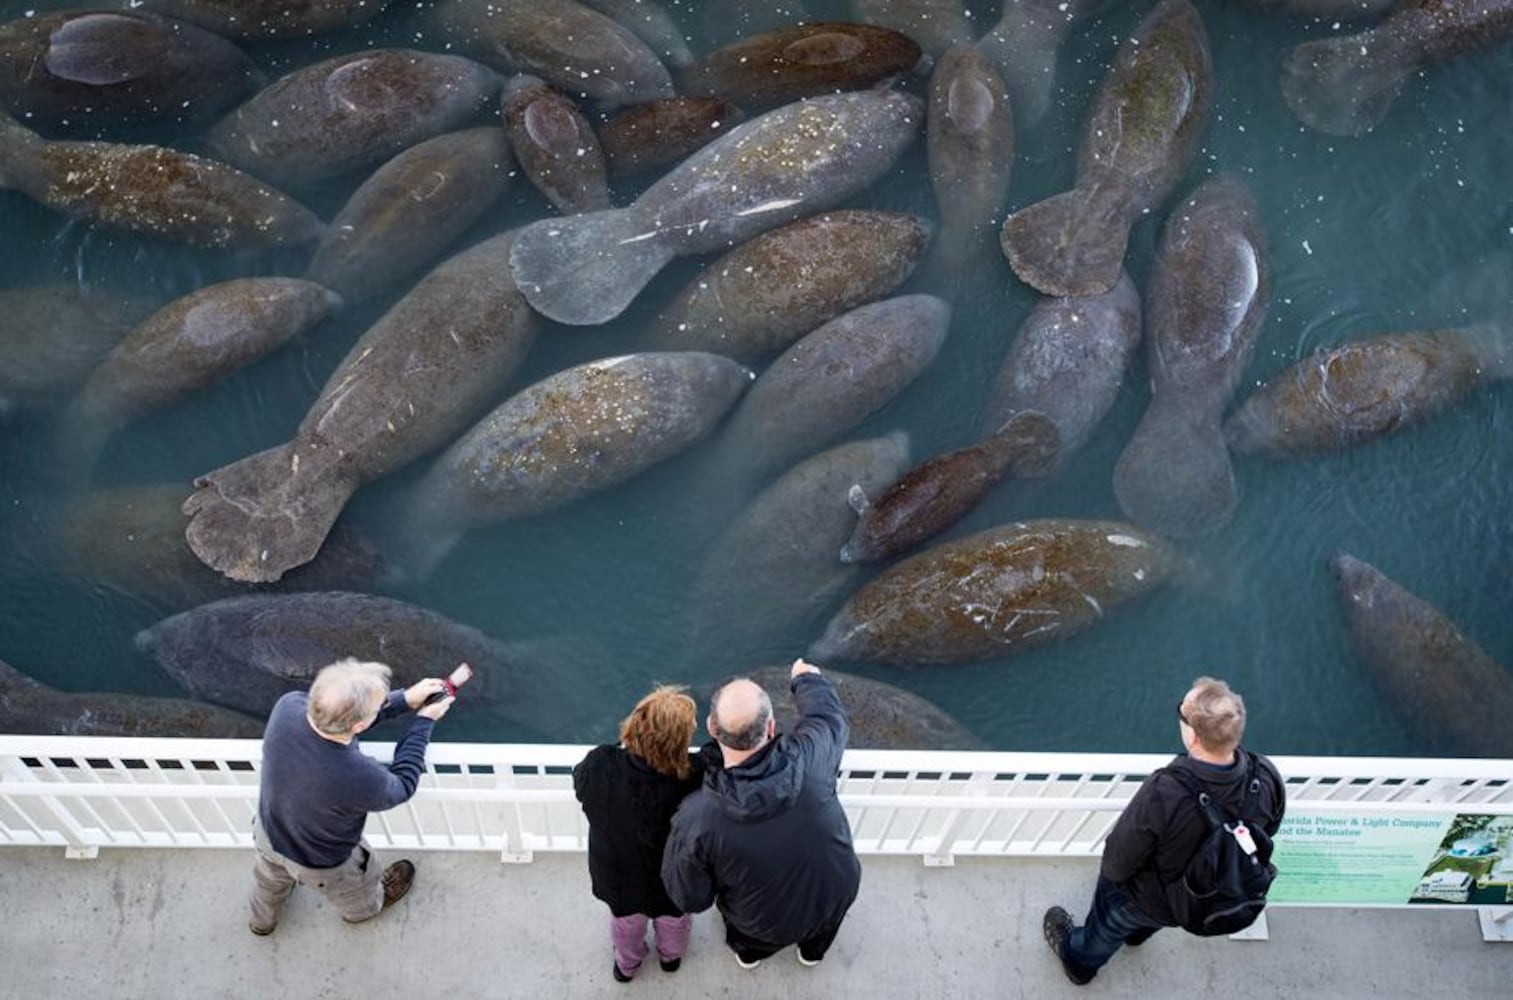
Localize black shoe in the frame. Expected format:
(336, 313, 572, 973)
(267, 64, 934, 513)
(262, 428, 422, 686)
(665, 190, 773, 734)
(659, 958, 681, 973)
(612, 963, 633, 983)
(381, 859, 416, 909)
(1125, 926, 1156, 947)
(1042, 906, 1094, 986)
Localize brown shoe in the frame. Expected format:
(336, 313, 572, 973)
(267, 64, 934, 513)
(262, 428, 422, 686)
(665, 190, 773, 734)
(381, 860, 416, 909)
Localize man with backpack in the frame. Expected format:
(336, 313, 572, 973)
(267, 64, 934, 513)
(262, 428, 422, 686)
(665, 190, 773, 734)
(1042, 676, 1286, 985)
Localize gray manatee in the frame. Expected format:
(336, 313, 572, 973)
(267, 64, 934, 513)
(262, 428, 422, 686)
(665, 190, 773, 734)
(0, 286, 158, 414)
(813, 519, 1177, 665)
(183, 232, 539, 583)
(136, 1, 396, 40)
(306, 127, 515, 305)
(849, 0, 974, 56)
(577, 0, 693, 68)
(0, 113, 323, 250)
(508, 88, 924, 326)
(1225, 328, 1513, 458)
(206, 49, 501, 190)
(500, 75, 610, 215)
(1114, 175, 1268, 540)
(1283, 1, 1513, 136)
(701, 0, 810, 48)
(927, 44, 1014, 273)
(399, 352, 752, 578)
(1330, 553, 1513, 758)
(744, 664, 984, 750)
(976, 1, 1106, 130)
(999, 0, 1213, 297)
(0, 657, 263, 738)
(982, 273, 1142, 460)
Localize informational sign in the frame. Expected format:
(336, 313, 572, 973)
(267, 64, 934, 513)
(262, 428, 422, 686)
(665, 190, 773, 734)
(1269, 812, 1513, 906)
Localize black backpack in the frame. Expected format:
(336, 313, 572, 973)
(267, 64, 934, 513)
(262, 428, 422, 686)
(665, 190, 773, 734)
(1160, 753, 1277, 936)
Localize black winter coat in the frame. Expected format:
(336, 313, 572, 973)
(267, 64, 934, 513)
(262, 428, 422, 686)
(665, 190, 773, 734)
(573, 745, 702, 918)
(661, 673, 862, 946)
(1100, 747, 1286, 924)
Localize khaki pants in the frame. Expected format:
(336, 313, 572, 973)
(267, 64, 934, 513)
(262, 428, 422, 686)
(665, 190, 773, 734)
(249, 818, 384, 929)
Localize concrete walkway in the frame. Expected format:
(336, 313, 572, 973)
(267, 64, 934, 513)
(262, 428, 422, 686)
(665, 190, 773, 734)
(0, 848, 1507, 1000)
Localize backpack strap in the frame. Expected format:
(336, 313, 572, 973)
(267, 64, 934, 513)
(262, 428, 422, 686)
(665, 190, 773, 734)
(1163, 752, 1259, 829)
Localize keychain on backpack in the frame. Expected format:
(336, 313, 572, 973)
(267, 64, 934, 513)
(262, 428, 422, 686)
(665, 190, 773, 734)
(1231, 822, 1257, 856)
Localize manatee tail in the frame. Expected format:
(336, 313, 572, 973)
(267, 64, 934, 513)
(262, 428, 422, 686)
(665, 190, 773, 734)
(1000, 185, 1129, 297)
(182, 443, 355, 583)
(1281, 29, 1415, 136)
(1113, 399, 1237, 541)
(507, 207, 676, 325)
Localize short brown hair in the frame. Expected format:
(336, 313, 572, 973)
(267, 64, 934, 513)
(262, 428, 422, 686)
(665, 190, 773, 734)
(620, 685, 697, 779)
(1185, 676, 1246, 752)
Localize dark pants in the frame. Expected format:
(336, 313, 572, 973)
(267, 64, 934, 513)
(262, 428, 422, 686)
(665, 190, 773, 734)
(1062, 876, 1166, 981)
(722, 910, 846, 963)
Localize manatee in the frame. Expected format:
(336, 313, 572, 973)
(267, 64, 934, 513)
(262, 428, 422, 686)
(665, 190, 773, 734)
(398, 352, 753, 578)
(55, 482, 386, 612)
(1114, 175, 1268, 540)
(982, 273, 1143, 461)
(135, 1, 396, 40)
(1330, 553, 1513, 758)
(841, 412, 1059, 564)
(999, 0, 1213, 297)
(1225, 329, 1513, 458)
(744, 664, 984, 750)
(849, 0, 974, 57)
(206, 49, 501, 191)
(1283, 1, 1513, 136)
(183, 232, 539, 584)
(710, 294, 951, 490)
(927, 44, 1013, 273)
(0, 10, 261, 134)
(306, 127, 514, 305)
(508, 89, 923, 326)
(975, 0, 1105, 130)
(678, 22, 923, 109)
(57, 278, 342, 483)
(1240, 0, 1396, 15)
(0, 286, 158, 414)
(701, 0, 811, 48)
(0, 113, 323, 250)
(811, 519, 1178, 665)
(576, 0, 693, 68)
(649, 210, 932, 362)
(0, 657, 263, 738)
(693, 434, 911, 659)
(429, 0, 673, 109)
(598, 97, 746, 179)
(500, 75, 610, 215)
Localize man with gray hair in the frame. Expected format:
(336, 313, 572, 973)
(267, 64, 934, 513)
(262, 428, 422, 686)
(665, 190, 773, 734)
(1043, 675, 1286, 985)
(662, 658, 861, 969)
(248, 658, 456, 935)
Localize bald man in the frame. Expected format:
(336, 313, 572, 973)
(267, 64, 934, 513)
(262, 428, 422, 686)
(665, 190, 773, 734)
(661, 659, 861, 969)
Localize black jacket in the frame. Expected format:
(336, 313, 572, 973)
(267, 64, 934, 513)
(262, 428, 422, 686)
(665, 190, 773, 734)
(661, 673, 862, 945)
(573, 745, 702, 918)
(1100, 747, 1286, 924)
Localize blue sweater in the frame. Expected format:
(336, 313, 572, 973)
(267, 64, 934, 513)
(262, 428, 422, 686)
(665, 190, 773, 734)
(257, 689, 434, 868)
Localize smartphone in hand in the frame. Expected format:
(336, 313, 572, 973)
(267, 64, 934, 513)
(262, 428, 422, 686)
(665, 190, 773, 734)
(424, 663, 473, 705)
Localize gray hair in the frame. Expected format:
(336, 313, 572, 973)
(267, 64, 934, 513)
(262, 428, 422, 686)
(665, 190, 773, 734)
(307, 659, 391, 736)
(1186, 676, 1246, 752)
(709, 677, 772, 751)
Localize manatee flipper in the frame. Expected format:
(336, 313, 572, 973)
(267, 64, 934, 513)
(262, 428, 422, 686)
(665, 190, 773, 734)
(1000, 185, 1128, 297)
(846, 484, 871, 516)
(508, 208, 676, 325)
(183, 444, 356, 583)
(1281, 30, 1414, 136)
(1114, 399, 1236, 540)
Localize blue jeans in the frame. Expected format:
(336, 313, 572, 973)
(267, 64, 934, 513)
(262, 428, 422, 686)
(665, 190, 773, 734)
(1063, 876, 1166, 980)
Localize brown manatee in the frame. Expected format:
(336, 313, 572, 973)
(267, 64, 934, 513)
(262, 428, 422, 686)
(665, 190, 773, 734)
(1330, 553, 1513, 758)
(1283, 1, 1513, 136)
(1114, 175, 1268, 540)
(430, 0, 673, 109)
(982, 273, 1143, 462)
(598, 97, 746, 179)
(508, 89, 924, 326)
(849, 0, 974, 57)
(0, 114, 323, 249)
(500, 75, 610, 215)
(136, 1, 395, 40)
(999, 0, 1213, 297)
(306, 127, 514, 305)
(678, 22, 923, 109)
(0, 657, 263, 738)
(183, 232, 539, 584)
(927, 44, 1014, 273)
(1225, 329, 1513, 458)
(0, 10, 261, 134)
(744, 664, 984, 750)
(649, 210, 931, 362)
(975, 0, 1105, 130)
(398, 352, 753, 578)
(0, 286, 158, 414)
(812, 519, 1178, 665)
(206, 49, 501, 191)
(693, 434, 911, 659)
(840, 412, 1059, 564)
(57, 278, 343, 483)
(577, 0, 693, 68)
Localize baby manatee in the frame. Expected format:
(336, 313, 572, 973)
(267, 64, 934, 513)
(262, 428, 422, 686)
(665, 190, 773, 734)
(927, 44, 1014, 273)
(500, 75, 610, 215)
(135, 1, 396, 40)
(744, 663, 984, 750)
(599, 97, 746, 179)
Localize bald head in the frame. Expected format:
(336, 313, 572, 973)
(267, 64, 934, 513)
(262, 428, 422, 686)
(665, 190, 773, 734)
(708, 678, 773, 752)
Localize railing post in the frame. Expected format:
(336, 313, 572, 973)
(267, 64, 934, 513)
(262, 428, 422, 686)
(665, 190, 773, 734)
(1, 754, 99, 859)
(494, 767, 533, 864)
(924, 772, 995, 867)
(1479, 907, 1513, 943)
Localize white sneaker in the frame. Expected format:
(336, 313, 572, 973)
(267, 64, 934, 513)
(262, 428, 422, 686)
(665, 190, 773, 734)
(796, 949, 821, 967)
(733, 952, 762, 970)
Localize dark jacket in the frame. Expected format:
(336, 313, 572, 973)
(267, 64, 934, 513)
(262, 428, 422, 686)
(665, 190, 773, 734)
(1101, 747, 1286, 924)
(573, 744, 702, 918)
(661, 673, 861, 946)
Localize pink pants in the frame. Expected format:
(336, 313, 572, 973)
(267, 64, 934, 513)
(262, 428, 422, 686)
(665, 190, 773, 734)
(610, 912, 692, 975)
